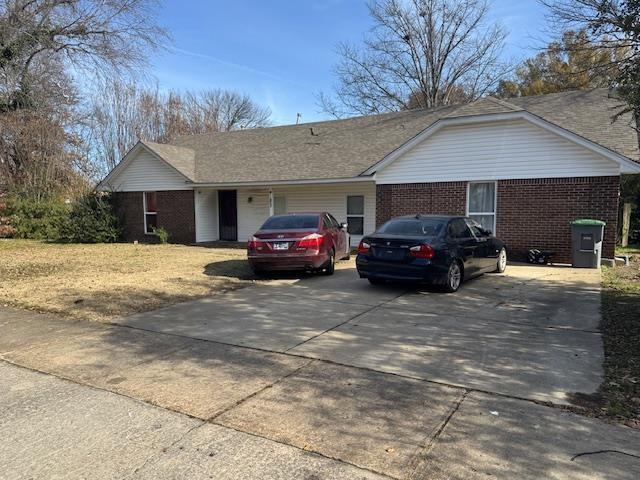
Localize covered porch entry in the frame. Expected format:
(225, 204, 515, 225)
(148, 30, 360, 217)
(193, 181, 376, 245)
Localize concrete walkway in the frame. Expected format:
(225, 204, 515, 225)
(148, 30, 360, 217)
(1, 264, 639, 479)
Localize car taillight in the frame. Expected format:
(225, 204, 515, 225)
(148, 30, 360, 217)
(409, 244, 435, 259)
(248, 236, 266, 250)
(358, 240, 371, 254)
(297, 233, 323, 250)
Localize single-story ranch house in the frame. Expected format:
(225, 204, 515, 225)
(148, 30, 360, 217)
(99, 89, 640, 263)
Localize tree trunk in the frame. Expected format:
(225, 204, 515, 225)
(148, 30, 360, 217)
(621, 202, 632, 247)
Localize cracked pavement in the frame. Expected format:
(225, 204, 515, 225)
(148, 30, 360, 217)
(1, 263, 639, 479)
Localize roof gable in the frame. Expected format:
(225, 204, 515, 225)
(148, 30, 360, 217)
(99, 142, 192, 191)
(365, 110, 640, 176)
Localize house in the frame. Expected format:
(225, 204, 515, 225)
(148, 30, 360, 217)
(99, 89, 640, 263)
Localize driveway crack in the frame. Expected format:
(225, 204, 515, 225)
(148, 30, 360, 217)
(283, 287, 410, 353)
(407, 389, 468, 479)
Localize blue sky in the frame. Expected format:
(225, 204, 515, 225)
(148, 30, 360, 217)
(152, 0, 548, 125)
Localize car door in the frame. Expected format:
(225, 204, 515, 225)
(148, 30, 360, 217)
(448, 218, 480, 276)
(465, 218, 494, 271)
(328, 213, 348, 256)
(323, 214, 342, 255)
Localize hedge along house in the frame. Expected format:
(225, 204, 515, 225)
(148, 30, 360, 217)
(99, 89, 640, 263)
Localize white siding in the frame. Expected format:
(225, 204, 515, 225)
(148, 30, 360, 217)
(226, 182, 376, 245)
(237, 188, 270, 242)
(105, 149, 190, 191)
(194, 189, 218, 242)
(376, 119, 620, 184)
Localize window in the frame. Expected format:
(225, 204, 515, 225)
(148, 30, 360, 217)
(378, 218, 446, 237)
(261, 214, 320, 230)
(347, 195, 364, 235)
(327, 213, 341, 229)
(448, 218, 473, 239)
(467, 182, 496, 233)
(466, 219, 487, 238)
(273, 196, 286, 215)
(143, 192, 157, 234)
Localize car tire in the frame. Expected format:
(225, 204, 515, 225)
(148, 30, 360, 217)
(444, 260, 463, 293)
(323, 249, 335, 275)
(368, 277, 386, 285)
(494, 248, 507, 273)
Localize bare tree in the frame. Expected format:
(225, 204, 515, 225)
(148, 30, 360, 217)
(319, 0, 510, 117)
(87, 78, 271, 173)
(0, 0, 167, 196)
(540, 0, 640, 116)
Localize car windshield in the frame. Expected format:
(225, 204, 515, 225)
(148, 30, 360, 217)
(260, 215, 319, 230)
(378, 218, 446, 236)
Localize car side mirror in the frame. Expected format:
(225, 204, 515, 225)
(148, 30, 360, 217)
(340, 222, 348, 230)
(482, 229, 492, 236)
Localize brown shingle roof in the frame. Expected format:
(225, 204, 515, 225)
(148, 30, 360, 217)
(150, 88, 639, 183)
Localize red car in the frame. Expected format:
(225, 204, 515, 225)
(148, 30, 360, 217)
(247, 212, 350, 275)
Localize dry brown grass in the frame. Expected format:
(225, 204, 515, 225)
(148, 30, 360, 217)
(0, 240, 255, 322)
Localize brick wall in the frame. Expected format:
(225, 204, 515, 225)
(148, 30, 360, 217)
(496, 176, 619, 263)
(376, 182, 467, 226)
(376, 176, 620, 263)
(111, 190, 196, 244)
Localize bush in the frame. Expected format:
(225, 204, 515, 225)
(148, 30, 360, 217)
(58, 192, 121, 243)
(152, 226, 169, 244)
(5, 195, 69, 240)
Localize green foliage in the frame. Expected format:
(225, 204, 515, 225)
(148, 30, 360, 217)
(5, 195, 69, 240)
(496, 30, 622, 98)
(152, 226, 169, 244)
(58, 192, 121, 243)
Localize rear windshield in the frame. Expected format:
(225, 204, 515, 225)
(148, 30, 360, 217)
(378, 218, 446, 236)
(260, 215, 320, 230)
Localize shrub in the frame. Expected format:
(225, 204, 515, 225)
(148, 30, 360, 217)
(152, 226, 169, 244)
(58, 192, 121, 243)
(5, 195, 69, 240)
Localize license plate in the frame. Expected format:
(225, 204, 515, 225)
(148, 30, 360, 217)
(272, 242, 289, 250)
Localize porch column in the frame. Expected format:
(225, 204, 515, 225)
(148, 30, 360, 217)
(268, 188, 274, 216)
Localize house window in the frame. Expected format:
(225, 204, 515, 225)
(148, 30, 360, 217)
(347, 195, 364, 235)
(273, 196, 286, 215)
(143, 192, 157, 234)
(467, 182, 496, 233)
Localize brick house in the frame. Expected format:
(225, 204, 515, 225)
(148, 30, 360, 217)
(99, 89, 640, 263)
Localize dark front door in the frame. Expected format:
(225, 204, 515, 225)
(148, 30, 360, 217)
(218, 190, 237, 241)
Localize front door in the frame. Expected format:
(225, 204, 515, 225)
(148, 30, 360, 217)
(218, 190, 237, 241)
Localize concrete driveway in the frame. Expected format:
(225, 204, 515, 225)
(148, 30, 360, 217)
(118, 262, 604, 404)
(2, 262, 639, 479)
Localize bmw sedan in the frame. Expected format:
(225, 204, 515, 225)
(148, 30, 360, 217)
(356, 215, 507, 292)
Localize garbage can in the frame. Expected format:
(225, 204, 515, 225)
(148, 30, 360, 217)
(570, 219, 605, 268)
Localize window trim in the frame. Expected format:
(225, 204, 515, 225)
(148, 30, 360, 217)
(143, 191, 157, 235)
(466, 181, 497, 234)
(346, 194, 365, 236)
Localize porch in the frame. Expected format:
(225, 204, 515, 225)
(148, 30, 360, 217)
(194, 182, 376, 246)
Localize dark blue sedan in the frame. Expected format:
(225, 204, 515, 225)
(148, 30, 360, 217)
(356, 215, 507, 292)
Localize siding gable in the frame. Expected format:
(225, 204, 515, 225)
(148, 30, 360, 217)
(103, 148, 190, 192)
(375, 119, 620, 184)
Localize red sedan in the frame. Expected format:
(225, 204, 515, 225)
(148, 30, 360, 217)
(247, 212, 350, 275)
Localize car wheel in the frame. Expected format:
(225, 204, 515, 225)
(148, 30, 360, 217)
(324, 249, 335, 275)
(444, 260, 462, 293)
(494, 248, 507, 273)
(368, 277, 385, 285)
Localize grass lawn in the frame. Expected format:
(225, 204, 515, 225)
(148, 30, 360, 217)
(0, 240, 254, 322)
(600, 259, 640, 426)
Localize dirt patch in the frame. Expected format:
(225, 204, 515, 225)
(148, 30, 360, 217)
(0, 240, 256, 322)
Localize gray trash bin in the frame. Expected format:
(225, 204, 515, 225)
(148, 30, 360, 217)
(570, 219, 605, 268)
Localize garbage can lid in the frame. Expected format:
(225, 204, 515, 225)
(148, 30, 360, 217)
(570, 219, 606, 226)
